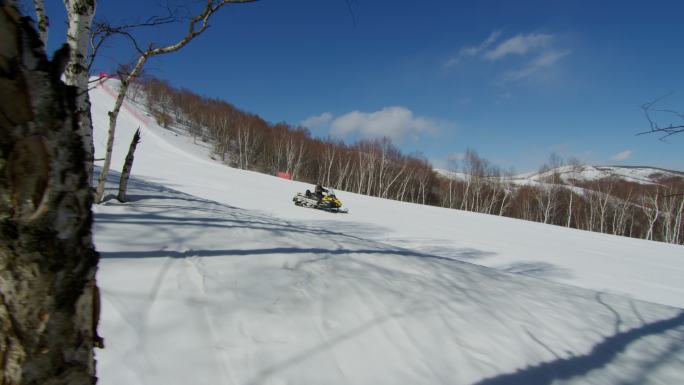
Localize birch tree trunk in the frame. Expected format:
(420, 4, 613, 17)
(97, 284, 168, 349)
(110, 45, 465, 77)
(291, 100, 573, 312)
(0, 5, 101, 384)
(565, 161, 583, 227)
(642, 192, 660, 241)
(672, 196, 684, 244)
(94, 53, 152, 202)
(566, 189, 574, 227)
(323, 145, 336, 187)
(117, 128, 141, 202)
(63, 0, 96, 183)
(597, 183, 613, 234)
(33, 0, 49, 46)
(382, 163, 406, 199)
(499, 188, 511, 216)
(335, 157, 351, 190)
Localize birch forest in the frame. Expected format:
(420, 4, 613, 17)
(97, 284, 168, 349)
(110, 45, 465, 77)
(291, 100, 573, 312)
(139, 77, 684, 245)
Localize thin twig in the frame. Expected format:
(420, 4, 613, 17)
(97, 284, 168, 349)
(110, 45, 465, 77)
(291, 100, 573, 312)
(343, 0, 357, 27)
(638, 93, 684, 141)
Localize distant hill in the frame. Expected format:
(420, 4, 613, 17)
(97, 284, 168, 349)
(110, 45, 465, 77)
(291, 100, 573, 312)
(438, 165, 684, 186)
(520, 165, 684, 185)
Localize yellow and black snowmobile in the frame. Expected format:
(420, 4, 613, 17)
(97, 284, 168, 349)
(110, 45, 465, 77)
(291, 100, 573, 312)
(293, 188, 349, 213)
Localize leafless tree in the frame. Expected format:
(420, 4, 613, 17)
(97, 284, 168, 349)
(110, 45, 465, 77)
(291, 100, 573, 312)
(233, 115, 260, 170)
(585, 180, 615, 234)
(282, 128, 308, 180)
(659, 186, 684, 244)
(534, 183, 559, 224)
(611, 189, 633, 236)
(335, 151, 353, 190)
(565, 157, 582, 227)
(94, 0, 258, 203)
(641, 190, 660, 241)
(497, 169, 515, 216)
(534, 154, 564, 224)
(321, 141, 338, 186)
(460, 149, 486, 211)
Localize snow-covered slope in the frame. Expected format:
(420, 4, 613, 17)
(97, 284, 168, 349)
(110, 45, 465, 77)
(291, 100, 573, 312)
(91, 78, 684, 385)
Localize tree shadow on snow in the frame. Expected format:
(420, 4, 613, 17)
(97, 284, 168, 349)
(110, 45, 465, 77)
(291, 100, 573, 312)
(99, 246, 486, 264)
(310, 220, 392, 239)
(243, 301, 434, 385)
(500, 262, 572, 280)
(94, 167, 230, 206)
(471, 309, 684, 385)
(95, 171, 500, 264)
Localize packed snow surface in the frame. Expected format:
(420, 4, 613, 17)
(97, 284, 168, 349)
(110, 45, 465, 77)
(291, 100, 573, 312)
(91, 78, 684, 385)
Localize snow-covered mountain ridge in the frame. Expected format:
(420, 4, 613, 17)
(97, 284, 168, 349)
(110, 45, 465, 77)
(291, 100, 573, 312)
(438, 165, 684, 186)
(523, 165, 684, 185)
(90, 78, 684, 385)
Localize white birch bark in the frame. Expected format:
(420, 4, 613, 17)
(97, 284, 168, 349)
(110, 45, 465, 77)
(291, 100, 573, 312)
(641, 192, 660, 241)
(33, 0, 49, 46)
(64, 0, 96, 183)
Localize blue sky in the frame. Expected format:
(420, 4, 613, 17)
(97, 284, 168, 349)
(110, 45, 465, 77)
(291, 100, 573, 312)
(39, 0, 684, 172)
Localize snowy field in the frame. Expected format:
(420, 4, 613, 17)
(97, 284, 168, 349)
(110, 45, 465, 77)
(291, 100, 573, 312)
(91, 79, 684, 384)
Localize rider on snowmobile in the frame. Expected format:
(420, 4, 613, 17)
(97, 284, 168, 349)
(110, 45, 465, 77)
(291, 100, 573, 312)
(315, 183, 328, 201)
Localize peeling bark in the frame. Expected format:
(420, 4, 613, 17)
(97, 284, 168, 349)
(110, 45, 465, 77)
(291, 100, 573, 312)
(0, 4, 100, 384)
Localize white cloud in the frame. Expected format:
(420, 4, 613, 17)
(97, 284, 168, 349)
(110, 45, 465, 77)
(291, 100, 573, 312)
(300, 112, 333, 129)
(483, 33, 554, 61)
(444, 30, 501, 67)
(502, 49, 571, 81)
(459, 30, 501, 57)
(329, 106, 438, 142)
(445, 31, 570, 81)
(611, 150, 633, 161)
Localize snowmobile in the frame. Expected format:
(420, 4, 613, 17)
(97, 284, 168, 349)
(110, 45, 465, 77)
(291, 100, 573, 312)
(293, 188, 349, 213)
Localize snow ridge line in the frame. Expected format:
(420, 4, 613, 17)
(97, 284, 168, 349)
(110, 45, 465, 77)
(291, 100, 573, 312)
(97, 78, 155, 129)
(95, 78, 225, 168)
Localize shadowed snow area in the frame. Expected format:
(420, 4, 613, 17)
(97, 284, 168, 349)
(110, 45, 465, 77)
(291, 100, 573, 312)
(91, 78, 684, 384)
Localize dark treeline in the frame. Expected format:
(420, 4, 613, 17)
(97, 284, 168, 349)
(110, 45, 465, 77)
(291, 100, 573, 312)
(136, 77, 684, 245)
(140, 77, 437, 204)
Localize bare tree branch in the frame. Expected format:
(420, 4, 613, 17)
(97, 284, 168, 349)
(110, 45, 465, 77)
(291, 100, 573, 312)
(343, 0, 357, 27)
(638, 93, 684, 141)
(94, 0, 258, 203)
(88, 15, 178, 71)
